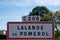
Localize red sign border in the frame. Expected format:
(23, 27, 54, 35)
(7, 22, 54, 39)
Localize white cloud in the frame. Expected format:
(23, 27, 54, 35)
(0, 0, 33, 6)
(35, 0, 60, 6)
(0, 0, 60, 6)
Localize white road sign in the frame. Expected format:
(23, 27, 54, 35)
(7, 22, 54, 39)
(22, 16, 40, 22)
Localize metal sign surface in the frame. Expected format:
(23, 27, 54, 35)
(7, 22, 54, 40)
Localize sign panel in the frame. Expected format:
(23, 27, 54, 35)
(22, 16, 40, 22)
(7, 22, 54, 40)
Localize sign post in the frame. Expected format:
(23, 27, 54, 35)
(7, 22, 54, 40)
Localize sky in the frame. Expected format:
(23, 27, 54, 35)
(0, 0, 60, 30)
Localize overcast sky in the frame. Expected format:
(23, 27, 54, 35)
(0, 0, 60, 30)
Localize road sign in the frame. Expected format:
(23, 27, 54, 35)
(22, 16, 40, 22)
(7, 22, 54, 40)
